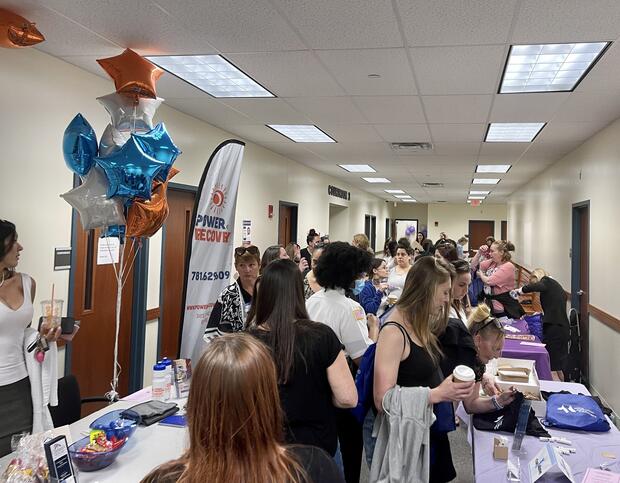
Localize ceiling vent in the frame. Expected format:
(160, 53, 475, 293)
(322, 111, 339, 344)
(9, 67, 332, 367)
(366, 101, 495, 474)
(390, 142, 433, 153)
(436, 200, 447, 203)
(421, 182, 444, 188)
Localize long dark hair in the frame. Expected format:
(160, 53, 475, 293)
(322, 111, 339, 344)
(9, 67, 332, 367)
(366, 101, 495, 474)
(0, 219, 17, 263)
(260, 245, 284, 273)
(249, 259, 309, 384)
(450, 259, 471, 315)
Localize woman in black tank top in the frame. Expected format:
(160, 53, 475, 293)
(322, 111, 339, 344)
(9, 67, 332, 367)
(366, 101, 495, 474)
(374, 258, 475, 482)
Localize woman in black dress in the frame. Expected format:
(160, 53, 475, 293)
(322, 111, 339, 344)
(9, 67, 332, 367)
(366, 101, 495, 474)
(517, 268, 570, 381)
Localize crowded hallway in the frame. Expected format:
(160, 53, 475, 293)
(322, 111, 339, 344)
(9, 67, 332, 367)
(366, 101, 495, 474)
(2, 1, 620, 482)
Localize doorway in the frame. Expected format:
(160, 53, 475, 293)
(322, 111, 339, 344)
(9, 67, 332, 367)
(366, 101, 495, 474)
(468, 220, 495, 256)
(501, 220, 507, 240)
(385, 218, 391, 241)
(278, 201, 298, 246)
(328, 203, 348, 242)
(364, 215, 376, 251)
(160, 185, 196, 360)
(571, 201, 590, 385)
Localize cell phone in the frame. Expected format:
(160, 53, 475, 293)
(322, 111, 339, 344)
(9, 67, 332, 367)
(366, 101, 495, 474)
(158, 414, 187, 428)
(44, 435, 76, 482)
(38, 316, 76, 335)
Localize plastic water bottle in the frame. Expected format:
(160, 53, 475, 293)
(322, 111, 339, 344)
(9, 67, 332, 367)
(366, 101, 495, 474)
(161, 357, 175, 399)
(152, 364, 168, 401)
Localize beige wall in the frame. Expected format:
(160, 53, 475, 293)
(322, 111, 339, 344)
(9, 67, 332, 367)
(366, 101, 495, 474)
(508, 118, 620, 413)
(391, 202, 429, 237)
(427, 203, 507, 244)
(0, 47, 391, 378)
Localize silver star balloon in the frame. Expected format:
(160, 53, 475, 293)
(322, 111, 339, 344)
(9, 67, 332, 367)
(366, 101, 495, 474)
(99, 123, 131, 157)
(97, 92, 163, 133)
(60, 166, 126, 230)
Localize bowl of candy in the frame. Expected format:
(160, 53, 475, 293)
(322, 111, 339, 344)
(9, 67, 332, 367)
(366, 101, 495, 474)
(89, 409, 140, 441)
(68, 430, 127, 472)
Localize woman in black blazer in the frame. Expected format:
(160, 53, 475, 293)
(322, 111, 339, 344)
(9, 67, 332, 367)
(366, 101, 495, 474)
(517, 268, 570, 381)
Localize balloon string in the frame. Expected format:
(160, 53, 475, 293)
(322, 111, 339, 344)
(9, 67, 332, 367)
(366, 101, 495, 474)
(121, 239, 140, 288)
(106, 238, 124, 402)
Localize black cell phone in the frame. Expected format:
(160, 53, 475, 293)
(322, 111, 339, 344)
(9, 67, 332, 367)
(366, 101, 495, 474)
(44, 435, 76, 482)
(38, 316, 76, 335)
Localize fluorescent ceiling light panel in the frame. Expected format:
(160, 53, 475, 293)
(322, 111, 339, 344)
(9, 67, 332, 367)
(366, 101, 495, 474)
(401, 199, 417, 202)
(476, 164, 511, 174)
(394, 194, 412, 199)
(469, 190, 490, 195)
(384, 189, 405, 194)
(468, 195, 486, 200)
(339, 164, 376, 173)
(500, 42, 609, 93)
(472, 178, 500, 185)
(268, 125, 336, 143)
(485, 123, 545, 142)
(145, 54, 274, 98)
(362, 177, 391, 183)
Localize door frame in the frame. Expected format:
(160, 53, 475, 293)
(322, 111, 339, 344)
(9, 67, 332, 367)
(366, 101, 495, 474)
(571, 200, 590, 385)
(278, 200, 298, 245)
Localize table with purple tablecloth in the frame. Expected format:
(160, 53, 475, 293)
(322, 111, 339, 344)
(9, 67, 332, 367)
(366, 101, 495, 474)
(460, 381, 620, 482)
(502, 318, 554, 381)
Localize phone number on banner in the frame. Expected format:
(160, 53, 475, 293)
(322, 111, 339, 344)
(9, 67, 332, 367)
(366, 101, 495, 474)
(191, 271, 231, 281)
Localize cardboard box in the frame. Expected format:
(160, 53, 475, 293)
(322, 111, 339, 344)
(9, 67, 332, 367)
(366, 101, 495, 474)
(492, 357, 546, 417)
(493, 437, 508, 460)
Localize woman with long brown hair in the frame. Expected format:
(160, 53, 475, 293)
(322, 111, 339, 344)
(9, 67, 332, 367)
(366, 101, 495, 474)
(373, 257, 474, 482)
(142, 334, 344, 483)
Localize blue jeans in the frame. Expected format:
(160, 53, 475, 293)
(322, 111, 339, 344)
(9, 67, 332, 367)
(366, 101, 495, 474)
(363, 410, 377, 468)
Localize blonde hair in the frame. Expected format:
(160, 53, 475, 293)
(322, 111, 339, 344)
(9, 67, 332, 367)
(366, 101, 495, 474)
(529, 268, 549, 284)
(468, 304, 504, 340)
(352, 233, 370, 251)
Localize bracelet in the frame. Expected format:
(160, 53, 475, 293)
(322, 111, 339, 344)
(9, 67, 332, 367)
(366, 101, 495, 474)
(491, 395, 504, 410)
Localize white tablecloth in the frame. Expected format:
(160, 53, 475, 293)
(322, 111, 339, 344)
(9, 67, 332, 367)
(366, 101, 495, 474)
(1, 388, 188, 482)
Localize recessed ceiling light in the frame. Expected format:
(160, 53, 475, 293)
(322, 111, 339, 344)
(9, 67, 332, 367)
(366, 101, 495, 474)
(267, 125, 336, 143)
(384, 189, 405, 194)
(145, 54, 274, 98)
(394, 194, 412, 199)
(500, 42, 609, 93)
(362, 177, 391, 183)
(339, 164, 376, 173)
(476, 164, 511, 174)
(401, 199, 417, 202)
(368, 73, 381, 79)
(469, 190, 490, 195)
(468, 195, 486, 200)
(485, 123, 545, 142)
(472, 178, 500, 185)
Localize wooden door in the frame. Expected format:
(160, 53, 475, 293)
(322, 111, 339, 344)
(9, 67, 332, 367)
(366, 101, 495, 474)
(278, 204, 293, 246)
(71, 227, 135, 398)
(572, 204, 590, 384)
(501, 220, 507, 240)
(468, 220, 495, 256)
(160, 188, 196, 359)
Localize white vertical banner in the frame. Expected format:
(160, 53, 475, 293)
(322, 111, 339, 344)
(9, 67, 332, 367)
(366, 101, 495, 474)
(179, 140, 245, 362)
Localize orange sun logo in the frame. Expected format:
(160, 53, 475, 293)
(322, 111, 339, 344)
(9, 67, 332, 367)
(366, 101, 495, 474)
(209, 184, 227, 214)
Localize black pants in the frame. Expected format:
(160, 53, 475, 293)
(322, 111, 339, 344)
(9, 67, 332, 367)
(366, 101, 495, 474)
(335, 408, 362, 483)
(0, 377, 33, 457)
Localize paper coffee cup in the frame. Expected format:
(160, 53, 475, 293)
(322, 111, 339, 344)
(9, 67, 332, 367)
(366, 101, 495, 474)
(452, 365, 475, 383)
(387, 294, 398, 305)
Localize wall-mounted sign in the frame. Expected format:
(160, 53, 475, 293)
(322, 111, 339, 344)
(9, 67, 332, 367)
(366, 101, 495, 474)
(328, 185, 350, 201)
(54, 247, 72, 271)
(242, 219, 252, 244)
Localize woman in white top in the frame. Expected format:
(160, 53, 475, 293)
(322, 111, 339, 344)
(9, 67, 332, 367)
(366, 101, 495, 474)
(387, 243, 412, 301)
(448, 260, 472, 326)
(0, 220, 60, 456)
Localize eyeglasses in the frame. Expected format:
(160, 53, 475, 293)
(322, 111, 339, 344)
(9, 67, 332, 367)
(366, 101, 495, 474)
(235, 246, 259, 257)
(473, 316, 504, 335)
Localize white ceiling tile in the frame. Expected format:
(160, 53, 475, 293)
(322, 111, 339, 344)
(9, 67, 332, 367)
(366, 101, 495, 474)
(217, 124, 296, 144)
(162, 97, 253, 126)
(526, 140, 583, 158)
(396, 0, 517, 46)
(533, 121, 609, 144)
(155, 0, 305, 52)
(490, 93, 570, 122)
(226, 51, 345, 97)
(410, 45, 507, 95)
(272, 0, 402, 49)
(316, 49, 416, 95)
(433, 143, 481, 155)
(575, 41, 620, 94)
(285, 97, 366, 124)
(354, 96, 426, 123)
(374, 124, 431, 142)
(551, 92, 620, 124)
(219, 99, 309, 124)
(512, 0, 620, 44)
(304, 142, 394, 162)
(423, 95, 493, 123)
(259, 142, 321, 160)
(318, 124, 384, 143)
(429, 124, 487, 142)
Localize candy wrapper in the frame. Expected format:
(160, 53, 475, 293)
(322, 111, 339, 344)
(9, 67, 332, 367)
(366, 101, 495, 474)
(2, 431, 54, 482)
(80, 429, 125, 453)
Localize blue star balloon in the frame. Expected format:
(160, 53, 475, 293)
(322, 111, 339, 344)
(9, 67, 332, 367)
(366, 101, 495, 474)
(63, 113, 98, 176)
(101, 224, 126, 240)
(132, 123, 181, 182)
(95, 137, 165, 200)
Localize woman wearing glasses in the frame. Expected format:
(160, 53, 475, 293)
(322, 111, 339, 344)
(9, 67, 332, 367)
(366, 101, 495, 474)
(203, 245, 260, 343)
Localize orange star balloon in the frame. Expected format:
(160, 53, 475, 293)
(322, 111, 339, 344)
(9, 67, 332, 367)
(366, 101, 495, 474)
(97, 49, 164, 99)
(0, 8, 45, 48)
(126, 167, 179, 238)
